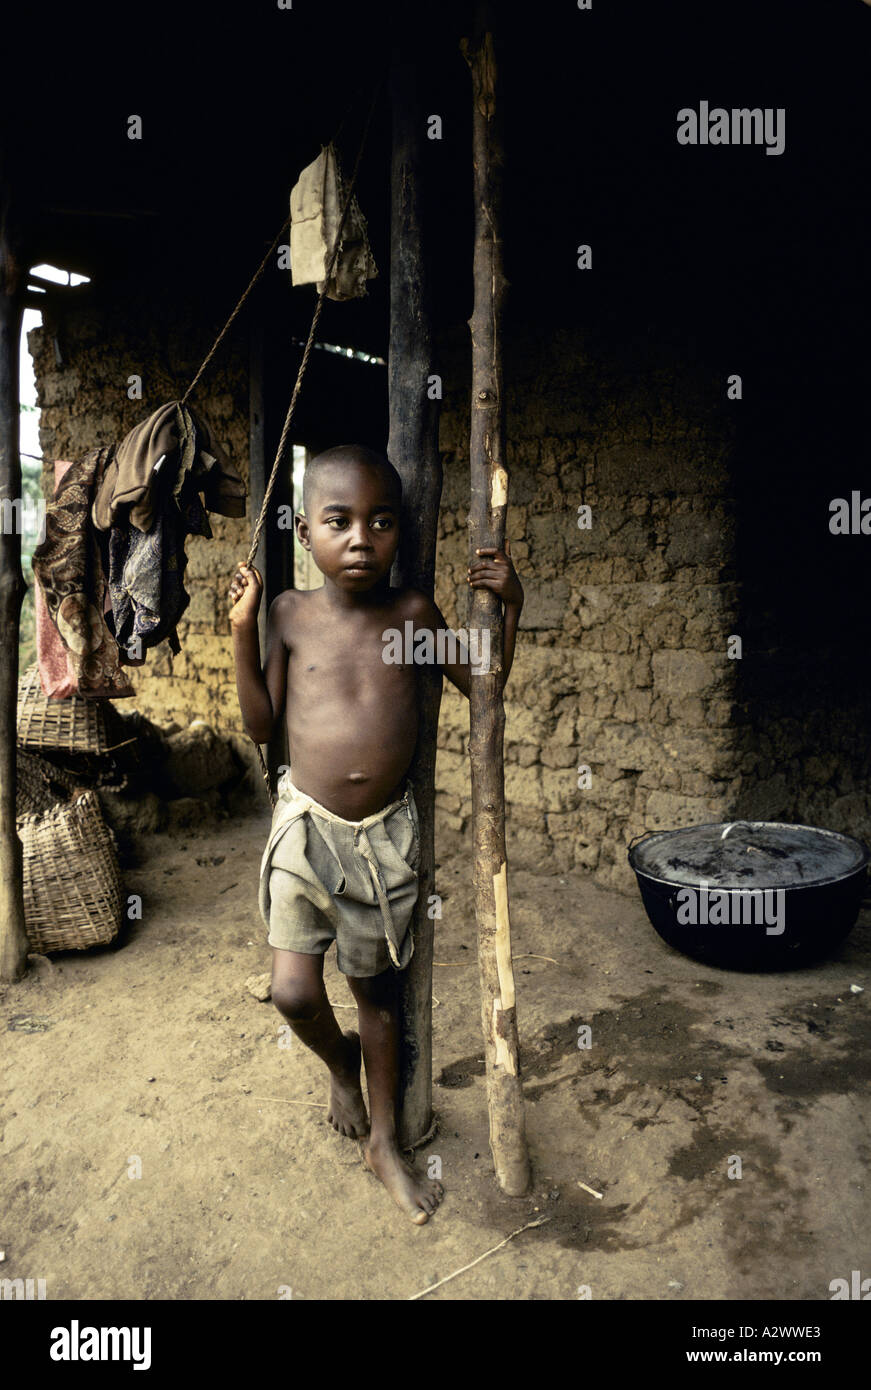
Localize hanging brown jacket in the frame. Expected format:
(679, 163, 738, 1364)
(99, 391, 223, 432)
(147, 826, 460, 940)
(91, 401, 246, 534)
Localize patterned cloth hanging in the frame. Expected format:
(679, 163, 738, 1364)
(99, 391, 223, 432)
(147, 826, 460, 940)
(32, 447, 136, 699)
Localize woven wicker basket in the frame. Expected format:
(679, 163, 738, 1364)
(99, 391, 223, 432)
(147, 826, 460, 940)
(18, 791, 123, 953)
(17, 664, 113, 754)
(16, 749, 83, 817)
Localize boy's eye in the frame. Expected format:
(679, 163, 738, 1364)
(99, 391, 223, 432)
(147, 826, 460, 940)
(323, 515, 393, 530)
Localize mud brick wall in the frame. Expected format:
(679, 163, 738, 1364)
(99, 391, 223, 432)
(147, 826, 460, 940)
(431, 327, 747, 892)
(30, 295, 868, 892)
(29, 284, 252, 735)
(730, 650, 871, 842)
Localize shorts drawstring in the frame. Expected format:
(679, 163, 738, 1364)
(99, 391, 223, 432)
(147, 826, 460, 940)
(354, 826, 404, 969)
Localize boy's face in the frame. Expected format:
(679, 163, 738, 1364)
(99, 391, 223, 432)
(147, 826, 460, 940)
(295, 461, 400, 590)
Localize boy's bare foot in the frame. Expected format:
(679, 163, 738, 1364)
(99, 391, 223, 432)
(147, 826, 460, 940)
(327, 1031, 369, 1138)
(362, 1136, 445, 1224)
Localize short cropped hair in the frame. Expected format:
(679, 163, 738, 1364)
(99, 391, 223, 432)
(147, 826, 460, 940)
(302, 445, 402, 516)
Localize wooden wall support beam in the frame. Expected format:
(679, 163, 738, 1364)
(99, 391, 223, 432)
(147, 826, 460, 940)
(0, 198, 31, 982)
(388, 50, 443, 1149)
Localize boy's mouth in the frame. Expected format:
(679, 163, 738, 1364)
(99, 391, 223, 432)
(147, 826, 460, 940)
(344, 561, 376, 573)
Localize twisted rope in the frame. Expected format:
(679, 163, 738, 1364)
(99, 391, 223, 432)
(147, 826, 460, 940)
(214, 84, 382, 806)
(244, 97, 380, 572)
(181, 217, 290, 408)
(179, 84, 381, 805)
(180, 90, 367, 409)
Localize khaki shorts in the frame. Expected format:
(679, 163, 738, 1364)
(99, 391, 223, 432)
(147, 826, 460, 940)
(259, 771, 420, 977)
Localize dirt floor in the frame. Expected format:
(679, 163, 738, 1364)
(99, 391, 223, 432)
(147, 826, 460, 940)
(1, 808, 869, 1302)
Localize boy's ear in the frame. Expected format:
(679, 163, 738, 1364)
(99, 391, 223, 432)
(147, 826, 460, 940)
(294, 513, 312, 550)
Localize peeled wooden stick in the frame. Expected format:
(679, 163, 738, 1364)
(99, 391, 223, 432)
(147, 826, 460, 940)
(461, 18, 530, 1199)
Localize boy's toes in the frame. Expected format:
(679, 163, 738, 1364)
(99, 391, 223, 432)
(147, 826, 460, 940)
(417, 1182, 444, 1218)
(328, 1105, 367, 1139)
(327, 1034, 369, 1139)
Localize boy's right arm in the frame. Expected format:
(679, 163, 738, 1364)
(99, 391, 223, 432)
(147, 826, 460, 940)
(228, 564, 290, 745)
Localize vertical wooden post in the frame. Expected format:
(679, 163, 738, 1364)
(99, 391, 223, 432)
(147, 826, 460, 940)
(249, 295, 267, 659)
(0, 197, 30, 981)
(462, 21, 531, 1195)
(248, 293, 287, 788)
(388, 50, 443, 1148)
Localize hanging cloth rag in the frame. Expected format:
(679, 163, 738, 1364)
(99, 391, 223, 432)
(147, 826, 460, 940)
(290, 143, 378, 301)
(91, 400, 246, 534)
(90, 401, 245, 657)
(105, 451, 213, 657)
(32, 447, 136, 699)
(106, 510, 187, 657)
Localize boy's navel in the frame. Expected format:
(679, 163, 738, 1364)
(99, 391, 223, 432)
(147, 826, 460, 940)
(348, 773, 369, 784)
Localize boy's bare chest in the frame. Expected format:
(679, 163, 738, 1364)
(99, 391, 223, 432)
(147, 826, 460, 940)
(287, 610, 414, 701)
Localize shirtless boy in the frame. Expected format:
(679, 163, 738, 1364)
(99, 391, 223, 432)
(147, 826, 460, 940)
(228, 444, 523, 1223)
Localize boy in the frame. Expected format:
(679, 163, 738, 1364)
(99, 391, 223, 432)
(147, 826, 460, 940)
(228, 444, 523, 1223)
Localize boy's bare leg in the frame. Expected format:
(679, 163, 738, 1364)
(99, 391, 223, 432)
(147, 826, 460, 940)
(348, 968, 444, 1224)
(271, 948, 369, 1138)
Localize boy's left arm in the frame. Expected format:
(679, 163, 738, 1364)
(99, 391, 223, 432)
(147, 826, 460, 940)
(408, 539, 523, 698)
(468, 540, 524, 685)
